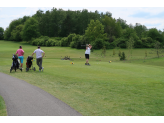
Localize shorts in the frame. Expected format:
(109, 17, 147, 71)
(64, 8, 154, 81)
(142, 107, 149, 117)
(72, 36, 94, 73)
(18, 56, 24, 64)
(85, 54, 89, 59)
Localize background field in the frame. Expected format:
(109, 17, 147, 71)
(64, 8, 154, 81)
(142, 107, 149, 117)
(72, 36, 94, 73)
(0, 96, 7, 116)
(0, 40, 164, 116)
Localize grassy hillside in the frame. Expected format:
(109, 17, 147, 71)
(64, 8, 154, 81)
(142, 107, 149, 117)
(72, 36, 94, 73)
(0, 96, 7, 116)
(0, 40, 164, 116)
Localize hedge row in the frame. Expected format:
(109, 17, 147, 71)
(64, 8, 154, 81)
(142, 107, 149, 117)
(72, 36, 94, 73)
(31, 34, 159, 50)
(31, 36, 61, 46)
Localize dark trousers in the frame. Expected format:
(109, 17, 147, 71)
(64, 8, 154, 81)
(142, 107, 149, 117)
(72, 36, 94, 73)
(36, 57, 42, 70)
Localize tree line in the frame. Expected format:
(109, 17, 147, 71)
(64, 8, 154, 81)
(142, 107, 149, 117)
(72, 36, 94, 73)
(0, 7, 164, 50)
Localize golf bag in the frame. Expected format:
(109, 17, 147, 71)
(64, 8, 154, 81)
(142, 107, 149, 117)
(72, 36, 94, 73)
(26, 56, 35, 72)
(10, 54, 21, 72)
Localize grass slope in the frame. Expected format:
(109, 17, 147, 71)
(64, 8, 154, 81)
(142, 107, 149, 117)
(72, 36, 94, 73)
(0, 96, 7, 116)
(0, 40, 164, 116)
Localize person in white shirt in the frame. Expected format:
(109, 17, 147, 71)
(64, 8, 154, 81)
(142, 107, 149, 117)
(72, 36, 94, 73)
(32, 46, 45, 71)
(85, 44, 92, 66)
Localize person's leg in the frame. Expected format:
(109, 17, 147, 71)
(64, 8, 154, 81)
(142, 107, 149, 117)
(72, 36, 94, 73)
(86, 58, 89, 63)
(40, 58, 44, 71)
(37, 58, 42, 70)
(18, 56, 23, 68)
(36, 58, 40, 68)
(21, 56, 24, 68)
(39, 58, 42, 70)
(87, 55, 90, 65)
(85, 54, 88, 65)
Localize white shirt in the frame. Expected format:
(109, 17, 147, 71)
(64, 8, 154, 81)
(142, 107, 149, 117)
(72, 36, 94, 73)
(85, 47, 90, 54)
(34, 49, 44, 58)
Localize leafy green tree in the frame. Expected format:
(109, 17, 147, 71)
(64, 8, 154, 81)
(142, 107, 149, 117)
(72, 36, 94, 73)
(40, 10, 51, 36)
(49, 8, 66, 37)
(134, 40, 142, 48)
(85, 19, 107, 42)
(32, 10, 44, 36)
(76, 9, 101, 35)
(114, 37, 126, 48)
(147, 28, 164, 43)
(102, 16, 122, 42)
(116, 17, 128, 29)
(60, 37, 69, 47)
(126, 37, 135, 57)
(78, 9, 90, 35)
(153, 41, 164, 58)
(0, 27, 4, 40)
(21, 16, 30, 24)
(120, 52, 126, 60)
(22, 18, 40, 41)
(101, 46, 106, 56)
(5, 19, 22, 40)
(4, 27, 10, 40)
(141, 31, 148, 38)
(67, 33, 76, 45)
(115, 27, 138, 48)
(121, 27, 139, 48)
(118, 51, 126, 60)
(69, 34, 86, 49)
(92, 38, 104, 49)
(134, 23, 147, 39)
(60, 10, 76, 37)
(11, 24, 23, 41)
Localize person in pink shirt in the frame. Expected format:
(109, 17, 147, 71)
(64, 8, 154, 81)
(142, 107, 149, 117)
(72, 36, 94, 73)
(15, 46, 24, 70)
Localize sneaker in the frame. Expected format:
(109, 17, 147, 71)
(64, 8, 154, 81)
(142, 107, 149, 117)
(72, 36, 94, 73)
(87, 63, 91, 66)
(42, 67, 44, 71)
(85, 63, 87, 65)
(39, 70, 41, 72)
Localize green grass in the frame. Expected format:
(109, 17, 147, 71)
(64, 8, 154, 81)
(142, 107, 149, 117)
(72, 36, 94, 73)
(0, 96, 7, 116)
(0, 40, 164, 116)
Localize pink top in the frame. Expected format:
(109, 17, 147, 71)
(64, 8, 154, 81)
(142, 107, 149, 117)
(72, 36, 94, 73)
(16, 49, 24, 56)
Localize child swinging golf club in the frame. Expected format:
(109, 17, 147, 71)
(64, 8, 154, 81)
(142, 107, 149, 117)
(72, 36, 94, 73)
(85, 44, 92, 66)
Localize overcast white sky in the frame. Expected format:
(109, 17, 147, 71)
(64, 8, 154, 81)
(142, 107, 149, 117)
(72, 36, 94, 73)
(0, 0, 164, 31)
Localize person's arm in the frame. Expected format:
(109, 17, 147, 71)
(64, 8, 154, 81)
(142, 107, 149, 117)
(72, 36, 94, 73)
(31, 52, 34, 56)
(32, 50, 36, 56)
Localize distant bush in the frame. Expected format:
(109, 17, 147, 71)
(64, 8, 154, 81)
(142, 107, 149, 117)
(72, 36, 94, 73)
(71, 34, 87, 49)
(55, 40, 61, 46)
(70, 41, 76, 48)
(38, 39, 45, 46)
(134, 40, 142, 48)
(92, 38, 104, 49)
(60, 37, 69, 47)
(68, 33, 76, 45)
(104, 41, 110, 49)
(53, 37, 63, 40)
(31, 36, 57, 46)
(46, 39, 55, 47)
(50, 40, 56, 46)
(76, 35, 87, 49)
(108, 42, 116, 49)
(118, 51, 126, 60)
